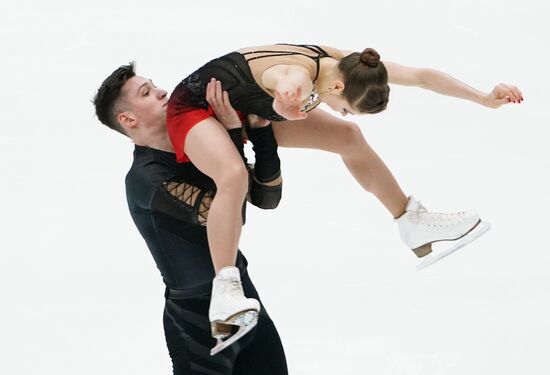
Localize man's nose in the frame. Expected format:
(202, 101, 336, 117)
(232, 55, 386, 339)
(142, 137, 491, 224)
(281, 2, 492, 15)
(158, 88, 167, 99)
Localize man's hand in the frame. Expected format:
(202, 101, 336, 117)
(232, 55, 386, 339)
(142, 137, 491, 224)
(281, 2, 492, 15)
(482, 83, 524, 108)
(247, 114, 270, 129)
(205, 78, 242, 129)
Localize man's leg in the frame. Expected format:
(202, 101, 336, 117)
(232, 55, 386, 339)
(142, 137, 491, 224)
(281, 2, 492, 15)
(233, 272, 289, 375)
(271, 108, 408, 218)
(163, 293, 237, 375)
(163, 271, 287, 375)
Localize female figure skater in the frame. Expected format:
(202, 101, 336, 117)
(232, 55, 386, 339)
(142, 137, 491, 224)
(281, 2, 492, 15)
(166, 43, 523, 353)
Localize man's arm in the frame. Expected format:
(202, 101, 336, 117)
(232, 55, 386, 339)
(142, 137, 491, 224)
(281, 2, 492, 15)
(206, 79, 283, 210)
(245, 118, 282, 210)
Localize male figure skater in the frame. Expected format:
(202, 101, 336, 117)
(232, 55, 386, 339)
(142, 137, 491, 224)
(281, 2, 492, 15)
(93, 62, 287, 374)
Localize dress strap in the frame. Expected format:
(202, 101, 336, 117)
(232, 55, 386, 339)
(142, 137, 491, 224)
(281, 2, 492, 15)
(241, 44, 332, 83)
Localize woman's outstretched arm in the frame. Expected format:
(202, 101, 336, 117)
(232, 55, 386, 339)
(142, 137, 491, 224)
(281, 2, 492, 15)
(383, 60, 523, 108)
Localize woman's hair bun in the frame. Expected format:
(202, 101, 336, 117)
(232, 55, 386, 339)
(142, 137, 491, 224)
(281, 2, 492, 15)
(360, 48, 380, 68)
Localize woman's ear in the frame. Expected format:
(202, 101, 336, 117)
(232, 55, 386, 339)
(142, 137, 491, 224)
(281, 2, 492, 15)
(330, 80, 345, 94)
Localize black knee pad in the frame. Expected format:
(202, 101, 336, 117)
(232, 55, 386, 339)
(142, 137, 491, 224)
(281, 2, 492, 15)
(247, 175, 282, 210)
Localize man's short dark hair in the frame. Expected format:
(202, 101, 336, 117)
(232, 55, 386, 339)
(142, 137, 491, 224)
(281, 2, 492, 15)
(93, 62, 136, 135)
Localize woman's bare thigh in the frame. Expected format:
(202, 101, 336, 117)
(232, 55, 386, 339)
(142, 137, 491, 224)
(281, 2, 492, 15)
(271, 107, 360, 153)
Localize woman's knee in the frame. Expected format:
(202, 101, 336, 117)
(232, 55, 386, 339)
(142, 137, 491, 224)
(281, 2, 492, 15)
(214, 163, 249, 195)
(338, 121, 364, 150)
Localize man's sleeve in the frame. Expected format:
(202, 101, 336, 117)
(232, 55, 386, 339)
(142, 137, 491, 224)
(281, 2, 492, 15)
(150, 127, 250, 226)
(227, 127, 247, 163)
(247, 124, 280, 182)
(151, 177, 214, 226)
(150, 125, 248, 225)
(246, 124, 282, 209)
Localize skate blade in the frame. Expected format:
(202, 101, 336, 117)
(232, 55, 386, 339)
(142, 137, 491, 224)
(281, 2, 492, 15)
(416, 221, 491, 271)
(210, 310, 259, 356)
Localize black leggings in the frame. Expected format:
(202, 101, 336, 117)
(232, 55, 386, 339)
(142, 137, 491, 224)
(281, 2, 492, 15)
(163, 271, 288, 375)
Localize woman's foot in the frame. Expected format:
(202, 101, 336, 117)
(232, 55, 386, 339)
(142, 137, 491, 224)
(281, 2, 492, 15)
(395, 196, 490, 269)
(209, 266, 260, 355)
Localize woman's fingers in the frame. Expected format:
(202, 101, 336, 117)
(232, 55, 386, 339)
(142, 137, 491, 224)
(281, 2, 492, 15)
(295, 86, 302, 101)
(498, 83, 523, 103)
(495, 97, 510, 107)
(486, 82, 525, 108)
(509, 84, 523, 102)
(273, 87, 311, 119)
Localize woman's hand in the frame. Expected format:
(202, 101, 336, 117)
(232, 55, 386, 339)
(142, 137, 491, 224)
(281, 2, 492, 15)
(205, 78, 242, 129)
(482, 83, 524, 108)
(273, 86, 308, 120)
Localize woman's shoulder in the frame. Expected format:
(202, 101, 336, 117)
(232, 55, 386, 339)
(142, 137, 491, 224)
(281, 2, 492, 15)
(237, 44, 282, 54)
(317, 45, 352, 60)
(236, 44, 349, 59)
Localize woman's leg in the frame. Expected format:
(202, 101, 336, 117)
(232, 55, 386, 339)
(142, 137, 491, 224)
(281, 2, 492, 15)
(271, 108, 408, 218)
(185, 117, 248, 273)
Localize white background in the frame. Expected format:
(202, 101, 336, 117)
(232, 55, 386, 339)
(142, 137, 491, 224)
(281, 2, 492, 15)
(1, 0, 549, 374)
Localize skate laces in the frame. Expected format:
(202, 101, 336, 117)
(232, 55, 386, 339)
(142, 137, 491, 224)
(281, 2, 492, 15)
(218, 279, 245, 298)
(409, 200, 466, 227)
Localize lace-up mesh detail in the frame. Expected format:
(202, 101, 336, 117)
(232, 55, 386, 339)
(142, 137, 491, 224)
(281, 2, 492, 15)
(163, 180, 213, 226)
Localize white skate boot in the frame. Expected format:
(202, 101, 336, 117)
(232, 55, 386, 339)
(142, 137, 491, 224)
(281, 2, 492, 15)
(209, 266, 260, 356)
(395, 196, 491, 271)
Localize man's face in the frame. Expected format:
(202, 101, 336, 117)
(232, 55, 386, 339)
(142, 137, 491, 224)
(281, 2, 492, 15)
(120, 75, 168, 130)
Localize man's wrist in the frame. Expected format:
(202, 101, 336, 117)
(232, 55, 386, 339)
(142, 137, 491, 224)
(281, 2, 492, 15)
(224, 122, 243, 130)
(227, 127, 243, 135)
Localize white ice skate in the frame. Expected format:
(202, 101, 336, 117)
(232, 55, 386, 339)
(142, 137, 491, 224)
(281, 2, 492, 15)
(395, 196, 491, 271)
(209, 266, 260, 356)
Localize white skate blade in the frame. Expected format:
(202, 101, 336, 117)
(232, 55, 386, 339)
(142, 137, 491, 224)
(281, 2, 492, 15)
(416, 221, 491, 271)
(210, 310, 258, 356)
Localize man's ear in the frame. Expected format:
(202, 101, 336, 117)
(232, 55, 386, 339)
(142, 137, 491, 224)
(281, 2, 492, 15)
(117, 111, 137, 131)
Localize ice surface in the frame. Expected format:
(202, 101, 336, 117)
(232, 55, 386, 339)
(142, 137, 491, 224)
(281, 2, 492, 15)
(1, 1, 549, 374)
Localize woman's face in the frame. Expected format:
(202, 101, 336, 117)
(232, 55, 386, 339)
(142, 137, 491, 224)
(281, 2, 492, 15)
(321, 91, 357, 116)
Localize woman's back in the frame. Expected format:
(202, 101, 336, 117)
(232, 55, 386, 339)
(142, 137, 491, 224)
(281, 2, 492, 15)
(237, 44, 344, 94)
